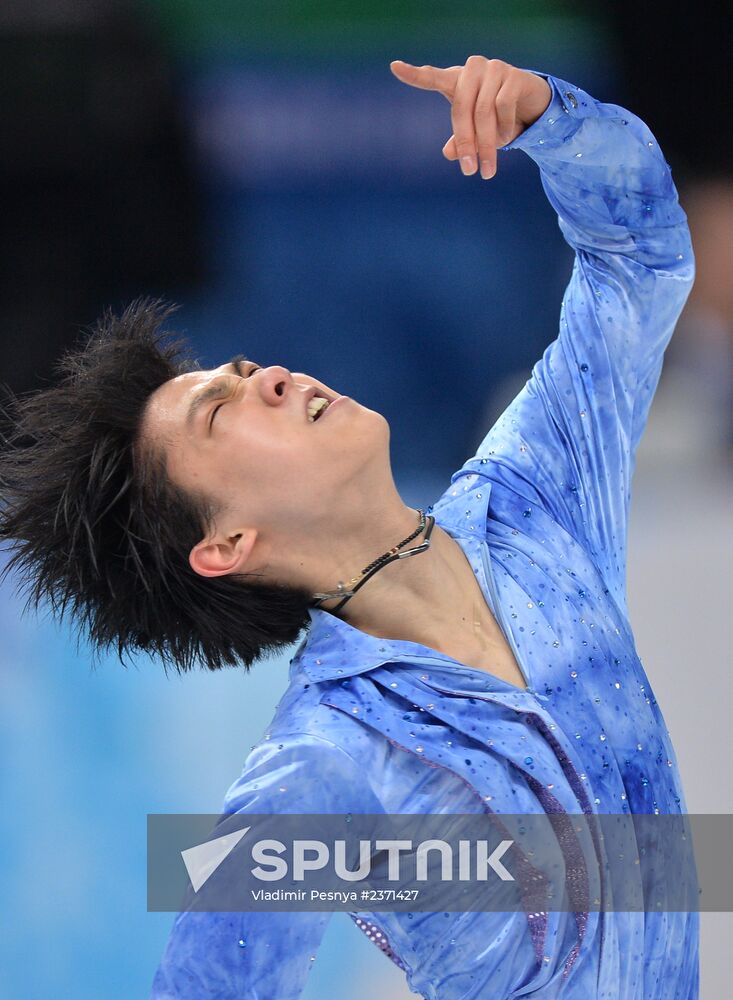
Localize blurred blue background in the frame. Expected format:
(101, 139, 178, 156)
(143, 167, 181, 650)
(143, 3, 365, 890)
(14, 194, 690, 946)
(1, 2, 731, 998)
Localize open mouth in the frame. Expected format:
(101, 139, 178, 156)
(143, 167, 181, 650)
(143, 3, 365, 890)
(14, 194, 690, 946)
(306, 396, 329, 423)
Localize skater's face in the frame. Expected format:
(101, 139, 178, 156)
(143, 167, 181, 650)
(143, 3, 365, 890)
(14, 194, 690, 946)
(140, 356, 389, 571)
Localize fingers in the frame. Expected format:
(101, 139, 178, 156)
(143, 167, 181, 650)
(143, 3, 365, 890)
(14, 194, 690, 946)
(493, 76, 520, 150)
(443, 66, 519, 178)
(474, 75, 500, 178)
(394, 56, 520, 180)
(472, 75, 518, 177)
(389, 60, 460, 100)
(450, 55, 486, 175)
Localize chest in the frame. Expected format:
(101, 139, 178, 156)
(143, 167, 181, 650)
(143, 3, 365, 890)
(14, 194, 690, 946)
(433, 616, 529, 691)
(452, 516, 641, 710)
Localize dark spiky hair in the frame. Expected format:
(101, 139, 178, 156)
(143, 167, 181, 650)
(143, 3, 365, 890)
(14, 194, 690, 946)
(0, 297, 312, 673)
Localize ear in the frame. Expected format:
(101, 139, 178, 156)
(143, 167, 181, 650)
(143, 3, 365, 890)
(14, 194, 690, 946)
(189, 527, 258, 579)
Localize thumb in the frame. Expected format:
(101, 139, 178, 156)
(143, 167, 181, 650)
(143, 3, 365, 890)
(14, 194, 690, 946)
(442, 135, 470, 161)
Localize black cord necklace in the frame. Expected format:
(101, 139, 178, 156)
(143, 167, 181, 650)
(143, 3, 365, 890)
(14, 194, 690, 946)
(312, 508, 436, 614)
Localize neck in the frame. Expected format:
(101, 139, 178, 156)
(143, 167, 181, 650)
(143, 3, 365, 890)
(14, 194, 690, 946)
(333, 518, 480, 649)
(265, 481, 489, 649)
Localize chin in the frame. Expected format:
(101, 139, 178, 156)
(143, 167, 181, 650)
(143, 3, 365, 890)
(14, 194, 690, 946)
(362, 406, 391, 445)
(338, 407, 391, 469)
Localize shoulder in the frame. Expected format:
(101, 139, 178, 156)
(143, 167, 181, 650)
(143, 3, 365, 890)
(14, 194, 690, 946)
(223, 727, 384, 816)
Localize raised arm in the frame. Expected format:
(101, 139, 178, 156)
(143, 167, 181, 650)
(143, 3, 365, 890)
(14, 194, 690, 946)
(393, 57, 695, 610)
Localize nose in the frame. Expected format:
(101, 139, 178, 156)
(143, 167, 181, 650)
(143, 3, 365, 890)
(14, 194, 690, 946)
(257, 365, 294, 405)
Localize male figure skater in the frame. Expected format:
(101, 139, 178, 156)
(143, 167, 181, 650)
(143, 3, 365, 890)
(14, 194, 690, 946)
(0, 55, 697, 998)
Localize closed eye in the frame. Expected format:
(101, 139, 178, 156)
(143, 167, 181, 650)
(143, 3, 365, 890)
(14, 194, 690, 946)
(210, 401, 226, 428)
(210, 365, 261, 428)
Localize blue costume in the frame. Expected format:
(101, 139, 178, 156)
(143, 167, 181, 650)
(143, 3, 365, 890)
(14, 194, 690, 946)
(152, 68, 698, 999)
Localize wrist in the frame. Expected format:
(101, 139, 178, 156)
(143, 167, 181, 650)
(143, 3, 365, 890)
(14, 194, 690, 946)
(517, 72, 553, 131)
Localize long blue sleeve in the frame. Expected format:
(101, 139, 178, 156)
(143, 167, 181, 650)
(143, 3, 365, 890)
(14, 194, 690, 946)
(150, 733, 385, 999)
(473, 70, 695, 613)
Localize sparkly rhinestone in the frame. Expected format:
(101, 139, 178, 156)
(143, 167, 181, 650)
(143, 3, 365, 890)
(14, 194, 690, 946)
(238, 939, 246, 948)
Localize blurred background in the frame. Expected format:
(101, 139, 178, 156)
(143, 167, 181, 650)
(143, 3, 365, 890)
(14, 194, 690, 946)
(1, 1, 731, 997)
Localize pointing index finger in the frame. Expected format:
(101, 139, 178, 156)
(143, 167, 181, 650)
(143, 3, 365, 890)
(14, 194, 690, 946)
(390, 61, 457, 99)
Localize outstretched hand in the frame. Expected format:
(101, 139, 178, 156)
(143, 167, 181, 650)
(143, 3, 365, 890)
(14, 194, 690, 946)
(390, 56, 552, 179)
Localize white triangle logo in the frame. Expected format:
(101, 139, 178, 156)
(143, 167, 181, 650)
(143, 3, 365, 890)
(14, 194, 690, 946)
(181, 826, 250, 892)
